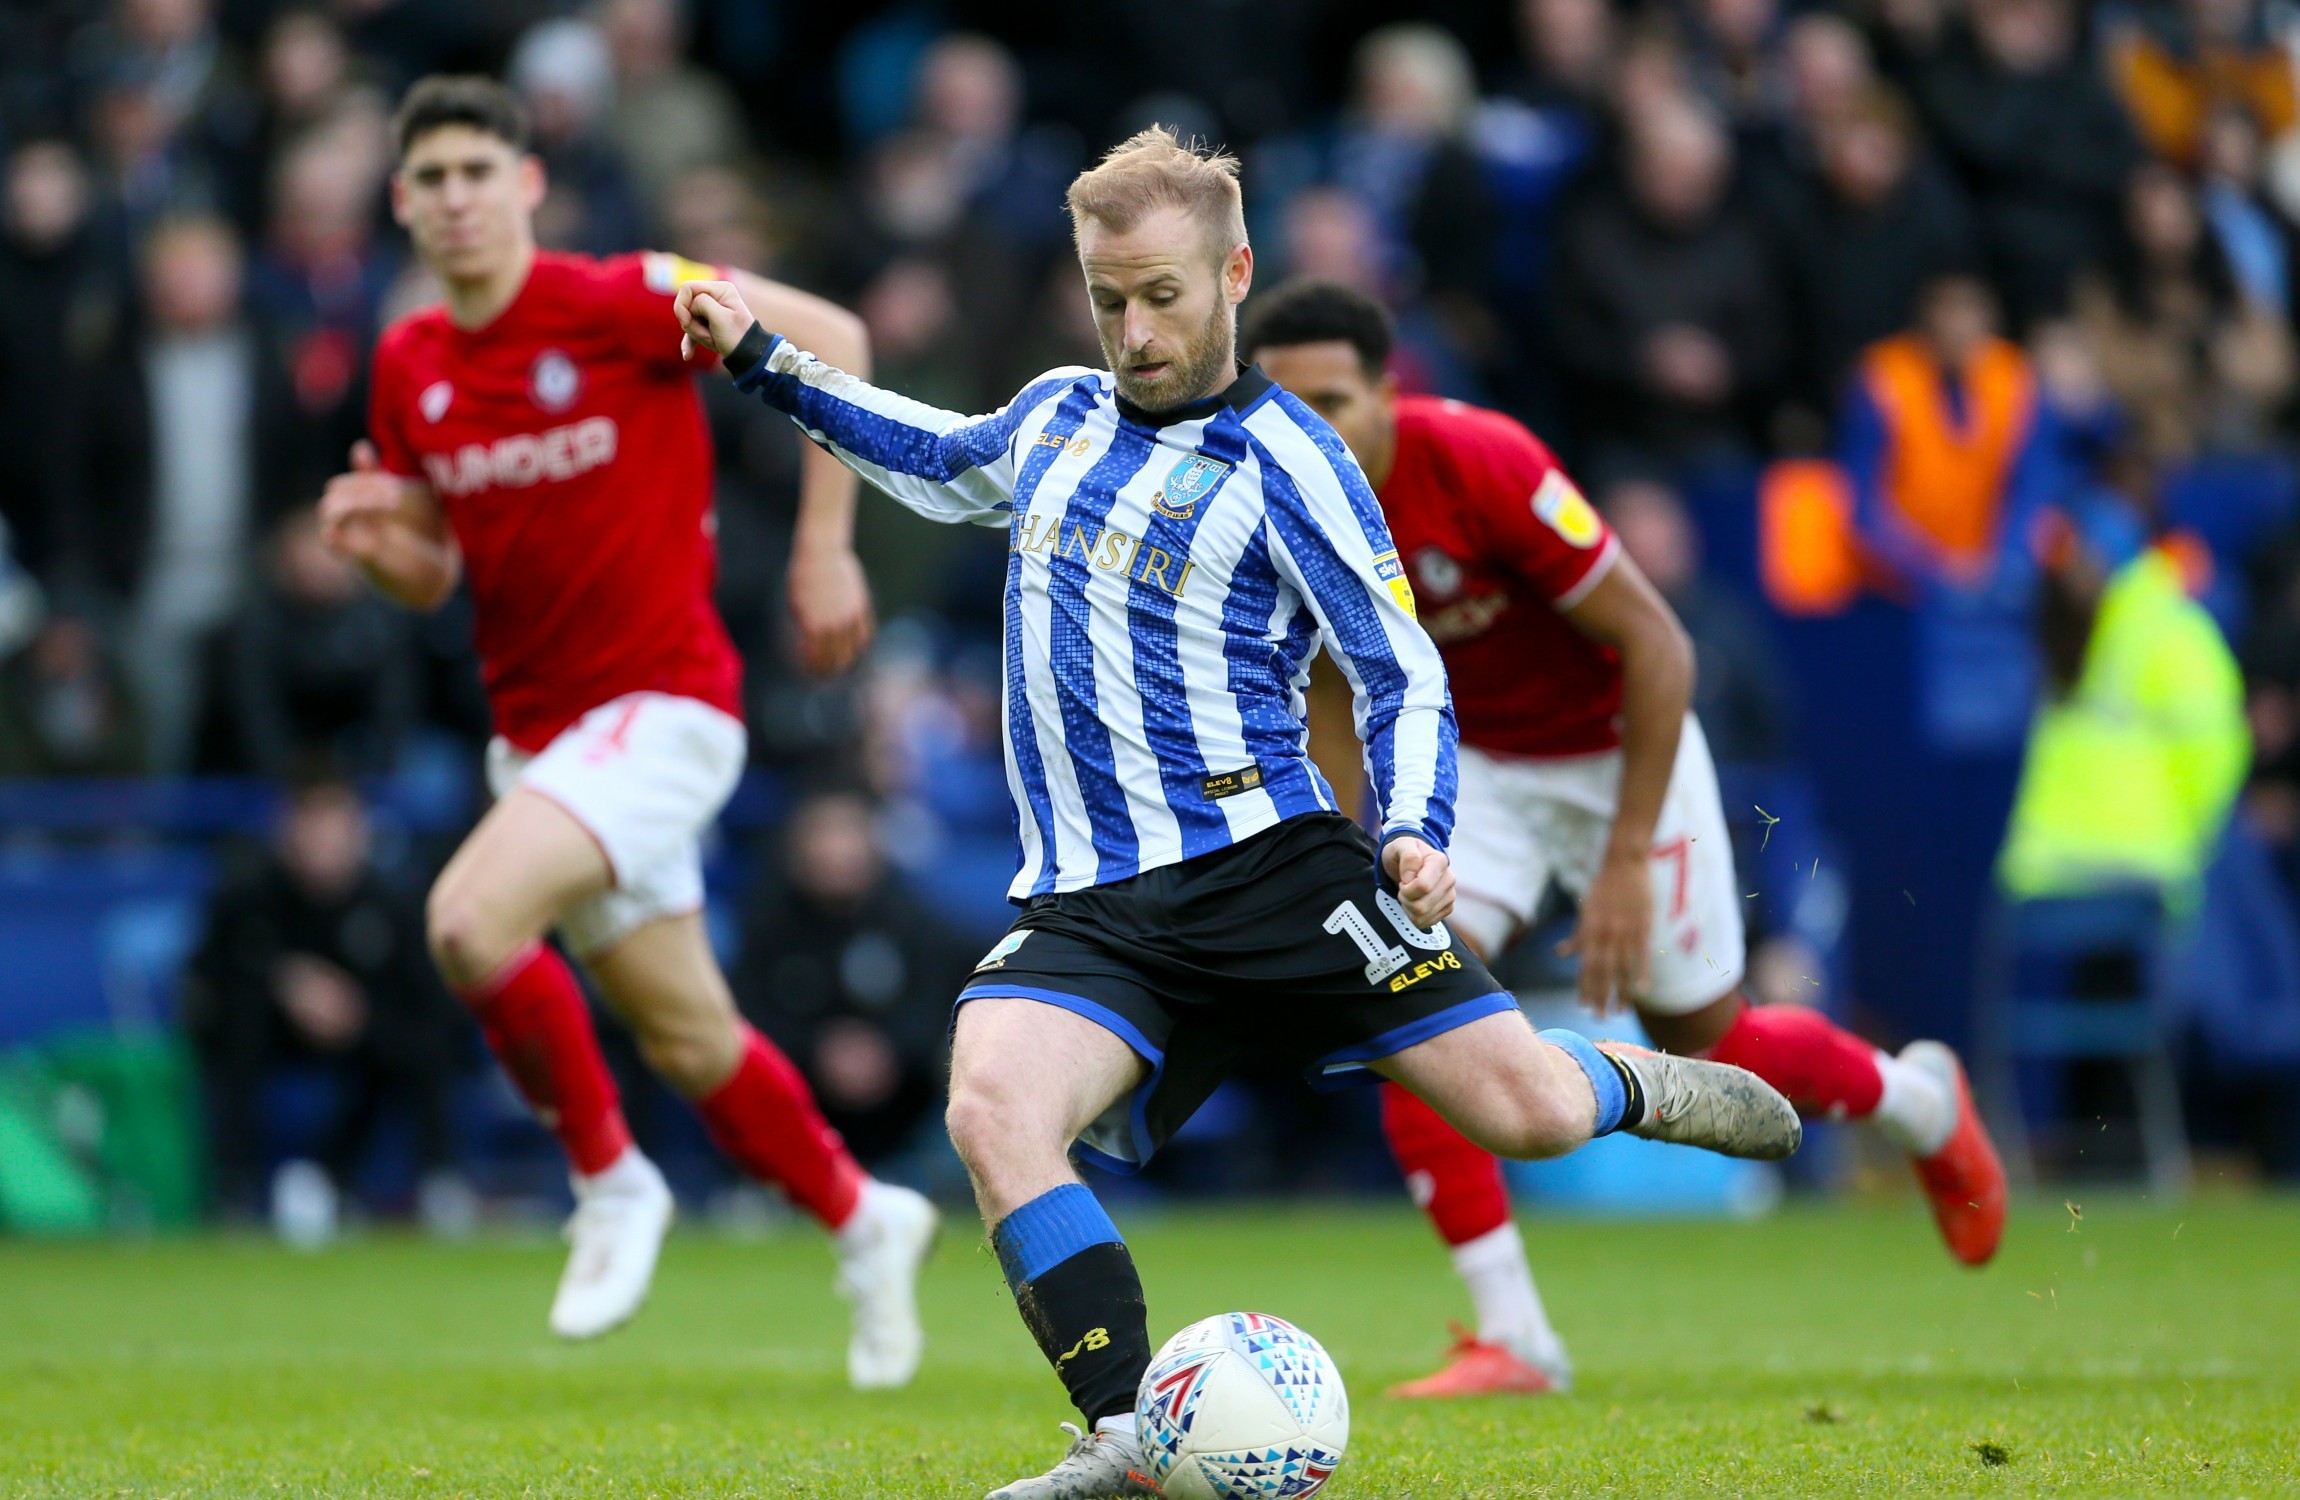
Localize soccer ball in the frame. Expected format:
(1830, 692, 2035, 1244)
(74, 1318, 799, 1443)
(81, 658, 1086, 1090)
(1135, 1311, 1349, 1499)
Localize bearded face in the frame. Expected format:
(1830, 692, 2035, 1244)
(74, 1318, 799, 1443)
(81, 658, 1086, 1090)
(1105, 289, 1235, 412)
(1077, 203, 1250, 413)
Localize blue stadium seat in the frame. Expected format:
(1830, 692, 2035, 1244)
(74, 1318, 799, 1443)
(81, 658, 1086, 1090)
(0, 846, 214, 1047)
(1974, 886, 2191, 1193)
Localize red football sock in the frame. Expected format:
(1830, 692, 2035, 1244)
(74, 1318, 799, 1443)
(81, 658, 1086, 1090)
(1380, 1080, 1511, 1247)
(696, 1025, 865, 1230)
(456, 941, 632, 1176)
(1703, 1001, 1884, 1119)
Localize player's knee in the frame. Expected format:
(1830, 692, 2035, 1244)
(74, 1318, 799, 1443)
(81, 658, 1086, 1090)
(1483, 1076, 1594, 1161)
(632, 1013, 739, 1097)
(426, 883, 514, 993)
(944, 1075, 1048, 1182)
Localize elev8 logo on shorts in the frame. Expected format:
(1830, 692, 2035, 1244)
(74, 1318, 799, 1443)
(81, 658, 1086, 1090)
(422, 417, 619, 497)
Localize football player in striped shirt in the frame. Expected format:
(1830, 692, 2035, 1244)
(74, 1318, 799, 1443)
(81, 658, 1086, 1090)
(673, 127, 1800, 1500)
(1249, 280, 2008, 1399)
(318, 77, 935, 1381)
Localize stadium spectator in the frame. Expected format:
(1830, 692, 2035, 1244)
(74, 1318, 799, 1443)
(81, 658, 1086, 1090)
(1780, 11, 1875, 134)
(1337, 25, 1497, 331)
(737, 791, 971, 1166)
(507, 18, 645, 253)
(2072, 161, 2294, 462)
(2107, 0, 2295, 169)
(1605, 474, 1792, 767)
(76, 213, 296, 771)
(1499, 0, 1615, 111)
(1838, 271, 2062, 590)
(247, 129, 398, 506)
(596, 0, 747, 221)
(255, 9, 358, 150)
(1772, 83, 1980, 406)
(2198, 103, 2300, 320)
(0, 613, 148, 777)
(1549, 93, 1788, 463)
(909, 32, 1078, 257)
(1999, 502, 2249, 901)
(1474, 0, 1610, 428)
(69, 0, 263, 233)
(1682, 0, 1789, 131)
(183, 773, 464, 1241)
(1904, 0, 2138, 328)
(0, 139, 114, 584)
(224, 508, 417, 779)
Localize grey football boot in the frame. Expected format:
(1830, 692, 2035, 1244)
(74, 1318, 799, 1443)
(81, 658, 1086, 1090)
(985, 1422, 1159, 1500)
(1598, 1041, 1803, 1160)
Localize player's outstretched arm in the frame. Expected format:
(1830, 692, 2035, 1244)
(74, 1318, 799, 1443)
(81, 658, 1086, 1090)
(676, 279, 1027, 526)
(724, 271, 876, 675)
(317, 441, 461, 611)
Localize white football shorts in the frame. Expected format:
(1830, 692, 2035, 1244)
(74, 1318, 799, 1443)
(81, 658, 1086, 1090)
(1444, 713, 1745, 1015)
(484, 691, 747, 956)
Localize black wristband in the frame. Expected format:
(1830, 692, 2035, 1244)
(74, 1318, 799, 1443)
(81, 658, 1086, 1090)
(726, 322, 774, 382)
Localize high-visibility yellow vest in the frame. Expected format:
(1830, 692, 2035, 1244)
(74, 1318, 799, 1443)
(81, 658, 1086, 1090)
(1998, 550, 2249, 901)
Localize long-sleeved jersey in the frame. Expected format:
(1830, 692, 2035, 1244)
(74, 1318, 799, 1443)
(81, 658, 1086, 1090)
(734, 336, 1457, 901)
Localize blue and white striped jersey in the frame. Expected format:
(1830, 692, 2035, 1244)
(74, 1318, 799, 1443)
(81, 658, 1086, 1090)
(734, 335, 1458, 901)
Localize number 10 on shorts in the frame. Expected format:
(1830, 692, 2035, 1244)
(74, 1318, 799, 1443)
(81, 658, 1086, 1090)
(1325, 892, 1451, 984)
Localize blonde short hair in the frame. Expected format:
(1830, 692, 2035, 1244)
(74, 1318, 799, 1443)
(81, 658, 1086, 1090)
(1065, 125, 1247, 262)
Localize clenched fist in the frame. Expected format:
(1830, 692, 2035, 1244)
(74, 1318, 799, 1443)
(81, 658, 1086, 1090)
(675, 280, 758, 363)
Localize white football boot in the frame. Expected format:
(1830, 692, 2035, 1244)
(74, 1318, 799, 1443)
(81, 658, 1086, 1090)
(270, 1159, 339, 1250)
(834, 1181, 939, 1389)
(1598, 1041, 1803, 1159)
(549, 1150, 674, 1339)
(985, 1422, 1159, 1500)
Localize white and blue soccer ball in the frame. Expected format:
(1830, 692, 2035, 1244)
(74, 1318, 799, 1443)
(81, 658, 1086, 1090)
(1135, 1312, 1349, 1500)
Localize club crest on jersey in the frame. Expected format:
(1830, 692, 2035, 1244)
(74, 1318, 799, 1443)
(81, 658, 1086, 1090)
(1151, 453, 1230, 520)
(1411, 546, 1463, 602)
(530, 349, 583, 414)
(1533, 469, 1603, 548)
(1372, 550, 1418, 619)
(417, 380, 453, 423)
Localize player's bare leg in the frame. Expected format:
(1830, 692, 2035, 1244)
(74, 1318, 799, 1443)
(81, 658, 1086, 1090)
(946, 999, 1157, 1500)
(427, 788, 669, 1338)
(587, 914, 939, 1389)
(1376, 1007, 1800, 1163)
(1643, 990, 2005, 1267)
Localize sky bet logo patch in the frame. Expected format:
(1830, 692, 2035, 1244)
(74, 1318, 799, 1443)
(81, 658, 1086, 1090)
(1533, 469, 1603, 548)
(1152, 453, 1231, 520)
(1372, 550, 1417, 619)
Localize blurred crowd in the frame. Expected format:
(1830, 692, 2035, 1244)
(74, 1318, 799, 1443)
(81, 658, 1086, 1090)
(7, 0, 2300, 1222)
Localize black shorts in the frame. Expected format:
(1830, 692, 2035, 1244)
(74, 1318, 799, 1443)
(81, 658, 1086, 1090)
(955, 812, 1514, 1173)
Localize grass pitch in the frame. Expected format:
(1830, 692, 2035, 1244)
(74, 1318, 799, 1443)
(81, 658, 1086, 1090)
(1, 1197, 2294, 1497)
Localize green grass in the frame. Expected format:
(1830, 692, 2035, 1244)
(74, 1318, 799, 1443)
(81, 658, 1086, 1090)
(1, 1197, 2295, 1497)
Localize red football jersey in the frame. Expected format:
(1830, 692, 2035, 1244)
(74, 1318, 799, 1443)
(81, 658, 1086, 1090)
(1379, 395, 1622, 757)
(367, 250, 742, 752)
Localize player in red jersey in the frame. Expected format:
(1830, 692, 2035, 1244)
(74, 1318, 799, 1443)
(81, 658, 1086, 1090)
(315, 77, 936, 1382)
(1249, 282, 2006, 1396)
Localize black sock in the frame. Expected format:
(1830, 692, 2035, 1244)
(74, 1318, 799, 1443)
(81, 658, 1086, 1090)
(1605, 1052, 1648, 1129)
(990, 1184, 1153, 1424)
(1015, 1242, 1153, 1423)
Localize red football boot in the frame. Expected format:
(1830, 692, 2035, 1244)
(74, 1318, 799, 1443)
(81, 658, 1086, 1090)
(1385, 1323, 1564, 1399)
(1901, 1041, 2007, 1267)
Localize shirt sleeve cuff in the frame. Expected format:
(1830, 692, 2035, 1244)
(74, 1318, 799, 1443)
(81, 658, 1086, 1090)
(1552, 533, 1620, 610)
(728, 325, 784, 390)
(1377, 823, 1442, 856)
